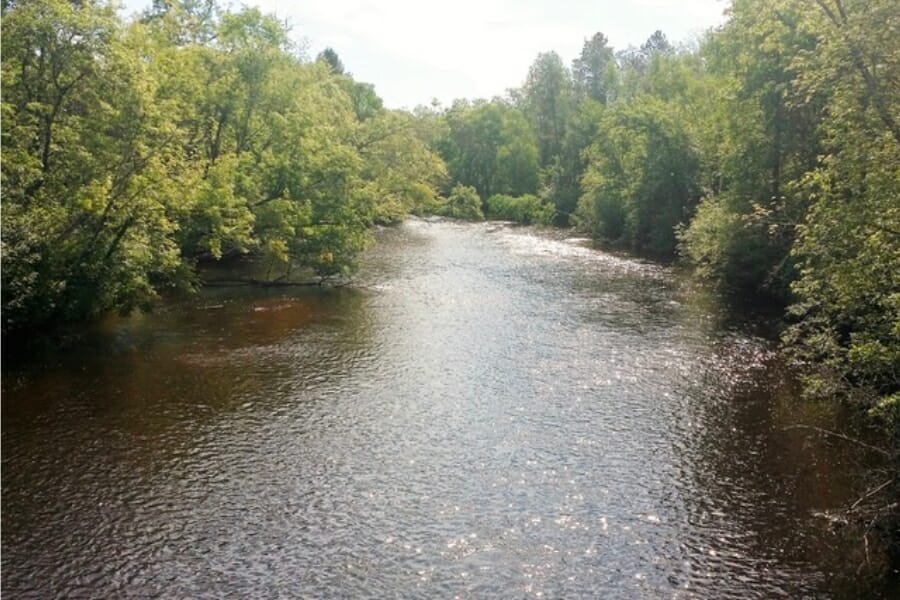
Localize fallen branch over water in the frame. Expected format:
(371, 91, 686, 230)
(202, 278, 323, 287)
(850, 479, 897, 512)
(201, 277, 352, 288)
(783, 424, 892, 457)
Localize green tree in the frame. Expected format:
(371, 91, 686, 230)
(436, 184, 484, 220)
(1, 0, 191, 331)
(573, 32, 616, 104)
(782, 0, 900, 430)
(437, 100, 539, 201)
(485, 194, 554, 225)
(540, 97, 605, 224)
(520, 52, 573, 169)
(679, 0, 825, 298)
(578, 98, 700, 255)
(356, 110, 448, 223)
(317, 47, 345, 75)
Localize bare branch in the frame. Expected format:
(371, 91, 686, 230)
(849, 478, 896, 511)
(783, 424, 892, 457)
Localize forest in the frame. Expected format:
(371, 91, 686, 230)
(2, 0, 898, 436)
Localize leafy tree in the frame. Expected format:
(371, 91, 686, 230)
(679, 0, 825, 298)
(356, 110, 448, 223)
(317, 47, 345, 75)
(578, 98, 699, 255)
(485, 194, 554, 225)
(781, 0, 900, 430)
(1, 0, 450, 331)
(1, 0, 191, 330)
(573, 32, 616, 104)
(436, 184, 484, 220)
(520, 52, 573, 168)
(437, 100, 539, 201)
(540, 97, 605, 224)
(641, 30, 674, 55)
(141, 0, 219, 45)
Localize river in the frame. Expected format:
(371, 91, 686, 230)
(2, 218, 896, 598)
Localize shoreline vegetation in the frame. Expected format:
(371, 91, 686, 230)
(2, 0, 897, 548)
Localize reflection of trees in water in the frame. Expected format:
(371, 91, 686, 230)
(2, 285, 376, 433)
(1, 285, 379, 582)
(673, 348, 894, 596)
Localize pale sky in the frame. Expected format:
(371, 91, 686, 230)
(122, 0, 729, 109)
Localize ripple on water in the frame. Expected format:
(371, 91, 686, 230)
(2, 218, 894, 599)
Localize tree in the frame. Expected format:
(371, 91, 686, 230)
(437, 100, 539, 201)
(541, 97, 605, 224)
(578, 98, 700, 255)
(141, 0, 219, 45)
(520, 52, 573, 168)
(317, 47, 345, 75)
(573, 32, 616, 104)
(679, 0, 825, 299)
(436, 184, 484, 220)
(1, 0, 191, 331)
(355, 110, 448, 223)
(1, 0, 453, 332)
(641, 30, 673, 56)
(485, 193, 554, 225)
(782, 0, 900, 430)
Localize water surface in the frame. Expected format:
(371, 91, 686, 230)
(3, 219, 895, 597)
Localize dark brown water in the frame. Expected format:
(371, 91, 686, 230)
(3, 219, 896, 598)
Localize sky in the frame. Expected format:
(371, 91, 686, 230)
(122, 0, 730, 109)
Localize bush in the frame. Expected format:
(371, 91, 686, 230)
(435, 184, 484, 220)
(485, 193, 554, 225)
(677, 195, 795, 299)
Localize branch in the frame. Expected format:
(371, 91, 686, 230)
(813, 0, 900, 146)
(201, 277, 323, 287)
(849, 478, 895, 511)
(783, 424, 892, 457)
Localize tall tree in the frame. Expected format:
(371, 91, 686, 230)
(578, 98, 700, 255)
(1, 0, 195, 330)
(573, 32, 616, 104)
(521, 52, 573, 168)
(783, 0, 900, 428)
(437, 100, 539, 201)
(316, 47, 345, 75)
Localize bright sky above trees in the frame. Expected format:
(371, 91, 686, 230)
(122, 0, 728, 108)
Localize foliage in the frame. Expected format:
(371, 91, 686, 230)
(3, 0, 898, 436)
(577, 98, 700, 255)
(357, 110, 449, 223)
(1, 0, 191, 329)
(781, 0, 900, 430)
(436, 100, 539, 200)
(317, 47, 345, 75)
(435, 184, 484, 221)
(573, 32, 616, 104)
(485, 194, 554, 225)
(520, 52, 573, 169)
(0, 0, 445, 332)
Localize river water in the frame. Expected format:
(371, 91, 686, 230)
(2, 218, 896, 598)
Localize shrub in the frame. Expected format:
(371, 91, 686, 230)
(435, 184, 484, 220)
(485, 193, 554, 225)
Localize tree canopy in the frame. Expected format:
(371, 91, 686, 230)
(2, 0, 897, 433)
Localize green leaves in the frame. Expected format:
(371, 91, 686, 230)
(1, 0, 449, 331)
(485, 194, 554, 225)
(437, 100, 540, 201)
(578, 98, 699, 255)
(435, 185, 484, 221)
